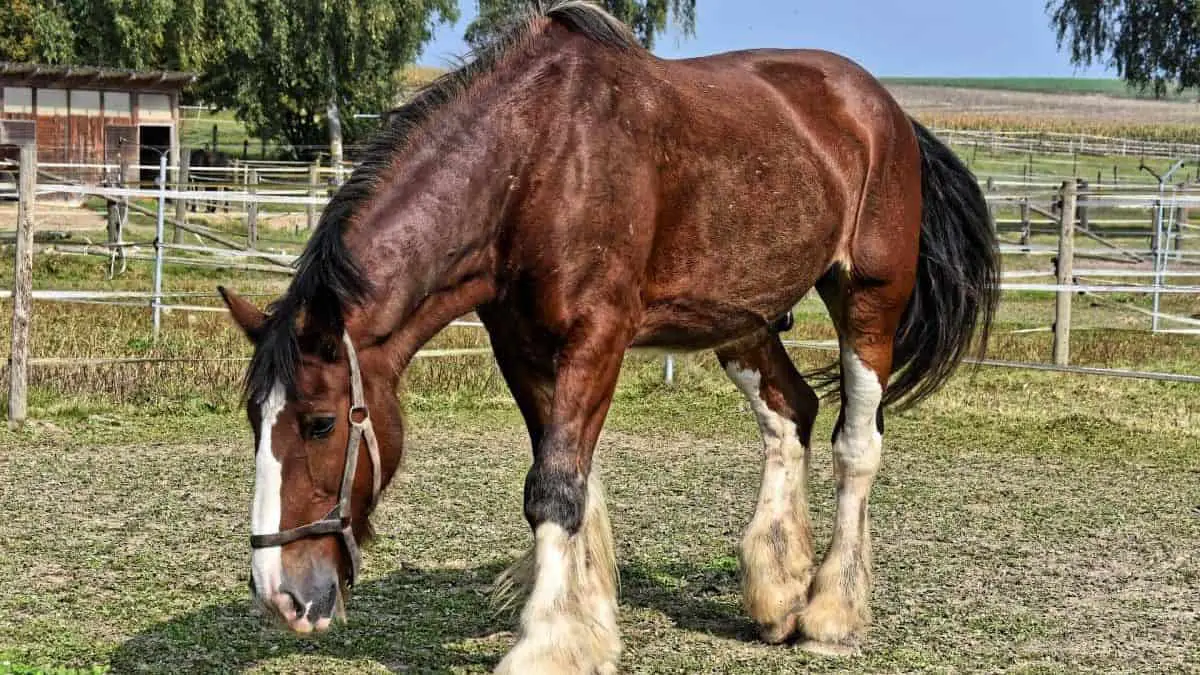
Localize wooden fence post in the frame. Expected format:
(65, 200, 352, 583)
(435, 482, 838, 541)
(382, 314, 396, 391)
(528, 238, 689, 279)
(1019, 198, 1031, 250)
(9, 144, 35, 429)
(1076, 179, 1089, 233)
(985, 176, 996, 226)
(227, 159, 239, 214)
(307, 161, 320, 230)
(173, 149, 190, 244)
(107, 156, 127, 246)
(247, 168, 259, 249)
(1053, 180, 1077, 366)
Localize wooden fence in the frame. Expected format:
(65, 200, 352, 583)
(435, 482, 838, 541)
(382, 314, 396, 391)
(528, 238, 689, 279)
(5, 148, 1199, 426)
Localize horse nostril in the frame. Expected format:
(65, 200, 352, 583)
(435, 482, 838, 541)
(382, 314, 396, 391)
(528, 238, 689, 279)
(277, 585, 307, 620)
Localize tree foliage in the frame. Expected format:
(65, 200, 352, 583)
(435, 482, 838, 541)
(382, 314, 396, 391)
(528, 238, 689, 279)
(0, 0, 76, 64)
(466, 0, 694, 50)
(200, 0, 456, 153)
(0, 0, 696, 151)
(1047, 0, 1200, 96)
(0, 0, 213, 71)
(0, 0, 455, 152)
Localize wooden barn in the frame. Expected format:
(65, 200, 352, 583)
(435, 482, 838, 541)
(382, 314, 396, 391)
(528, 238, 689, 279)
(0, 63, 195, 188)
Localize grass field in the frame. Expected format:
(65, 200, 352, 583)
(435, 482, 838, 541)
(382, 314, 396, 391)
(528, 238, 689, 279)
(1, 329, 1198, 673)
(0, 239, 1197, 672)
(882, 77, 1200, 101)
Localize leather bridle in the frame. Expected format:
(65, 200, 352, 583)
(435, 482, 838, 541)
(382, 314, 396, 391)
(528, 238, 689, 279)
(249, 332, 382, 587)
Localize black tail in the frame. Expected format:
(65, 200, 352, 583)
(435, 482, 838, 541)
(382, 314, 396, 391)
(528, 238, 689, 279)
(883, 121, 1001, 410)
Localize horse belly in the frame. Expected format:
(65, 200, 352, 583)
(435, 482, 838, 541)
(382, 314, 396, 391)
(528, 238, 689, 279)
(633, 210, 839, 351)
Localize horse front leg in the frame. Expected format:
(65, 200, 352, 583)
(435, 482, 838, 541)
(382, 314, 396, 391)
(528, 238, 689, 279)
(493, 316, 629, 675)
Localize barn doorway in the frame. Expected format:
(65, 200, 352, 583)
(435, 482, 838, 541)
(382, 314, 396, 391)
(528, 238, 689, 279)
(138, 125, 171, 186)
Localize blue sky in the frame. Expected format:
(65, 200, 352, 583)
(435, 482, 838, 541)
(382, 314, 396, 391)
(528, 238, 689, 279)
(419, 0, 1114, 78)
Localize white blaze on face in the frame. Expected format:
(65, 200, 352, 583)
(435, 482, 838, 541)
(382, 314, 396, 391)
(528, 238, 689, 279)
(251, 381, 287, 598)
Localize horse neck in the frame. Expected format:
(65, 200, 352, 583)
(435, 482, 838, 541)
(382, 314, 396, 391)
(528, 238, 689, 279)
(341, 76, 536, 367)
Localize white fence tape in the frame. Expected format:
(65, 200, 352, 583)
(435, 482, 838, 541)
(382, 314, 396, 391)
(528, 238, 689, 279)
(36, 183, 329, 206)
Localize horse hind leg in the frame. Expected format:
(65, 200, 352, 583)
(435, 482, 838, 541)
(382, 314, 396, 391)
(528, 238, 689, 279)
(719, 333, 818, 644)
(800, 276, 906, 655)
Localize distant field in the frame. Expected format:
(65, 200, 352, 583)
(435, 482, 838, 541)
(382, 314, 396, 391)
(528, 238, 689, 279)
(181, 70, 1200, 156)
(882, 77, 1200, 101)
(888, 83, 1200, 144)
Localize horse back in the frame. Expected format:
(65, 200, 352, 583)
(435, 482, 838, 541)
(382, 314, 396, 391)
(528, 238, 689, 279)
(502, 37, 919, 349)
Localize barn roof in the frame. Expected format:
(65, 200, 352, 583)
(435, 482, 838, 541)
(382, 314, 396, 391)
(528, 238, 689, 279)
(0, 63, 195, 92)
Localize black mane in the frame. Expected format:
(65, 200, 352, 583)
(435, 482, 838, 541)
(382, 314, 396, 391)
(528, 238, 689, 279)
(245, 1, 639, 403)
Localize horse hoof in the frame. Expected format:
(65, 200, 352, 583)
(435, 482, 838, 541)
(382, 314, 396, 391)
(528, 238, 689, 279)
(758, 612, 801, 645)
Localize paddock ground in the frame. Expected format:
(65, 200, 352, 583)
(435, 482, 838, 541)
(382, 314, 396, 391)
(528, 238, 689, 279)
(1, 351, 1197, 674)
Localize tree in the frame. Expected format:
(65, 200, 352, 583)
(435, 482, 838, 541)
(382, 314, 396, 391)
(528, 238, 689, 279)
(0, 1, 696, 154)
(200, 0, 456, 155)
(466, 0, 695, 50)
(1047, 0, 1200, 96)
(0, 1, 76, 64)
(0, 1, 456, 154)
(0, 0, 213, 72)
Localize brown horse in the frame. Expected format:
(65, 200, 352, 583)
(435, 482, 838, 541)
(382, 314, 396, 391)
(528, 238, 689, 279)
(219, 1, 999, 670)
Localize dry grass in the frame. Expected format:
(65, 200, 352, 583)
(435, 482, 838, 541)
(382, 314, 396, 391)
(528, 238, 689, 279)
(1, 359, 1198, 673)
(0, 260, 1196, 673)
(890, 84, 1200, 143)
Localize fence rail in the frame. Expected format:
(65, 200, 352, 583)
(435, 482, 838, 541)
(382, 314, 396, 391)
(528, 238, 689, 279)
(4, 144, 1198, 425)
(934, 128, 1200, 161)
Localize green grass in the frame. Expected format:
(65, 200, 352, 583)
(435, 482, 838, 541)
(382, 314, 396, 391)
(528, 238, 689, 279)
(0, 352, 1198, 673)
(883, 76, 1200, 101)
(179, 108, 266, 156)
(0, 255, 1196, 673)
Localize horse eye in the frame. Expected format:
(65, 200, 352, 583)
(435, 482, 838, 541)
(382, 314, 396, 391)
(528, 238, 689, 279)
(303, 414, 336, 440)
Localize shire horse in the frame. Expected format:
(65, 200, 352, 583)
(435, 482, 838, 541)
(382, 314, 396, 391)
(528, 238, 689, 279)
(218, 2, 999, 671)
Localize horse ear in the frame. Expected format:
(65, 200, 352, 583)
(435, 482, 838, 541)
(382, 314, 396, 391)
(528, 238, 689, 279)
(218, 286, 266, 342)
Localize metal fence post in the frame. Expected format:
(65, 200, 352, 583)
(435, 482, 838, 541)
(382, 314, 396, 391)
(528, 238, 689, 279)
(1053, 180, 1076, 366)
(152, 154, 167, 343)
(8, 143, 36, 429)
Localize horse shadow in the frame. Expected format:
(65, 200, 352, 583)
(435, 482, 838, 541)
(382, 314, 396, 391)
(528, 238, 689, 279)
(110, 559, 752, 672)
(109, 563, 507, 673)
(618, 560, 756, 642)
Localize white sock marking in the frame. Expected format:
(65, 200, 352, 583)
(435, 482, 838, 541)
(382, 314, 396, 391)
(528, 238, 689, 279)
(725, 363, 804, 519)
(251, 381, 286, 598)
(528, 523, 570, 613)
(836, 350, 883, 476)
(832, 349, 883, 544)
